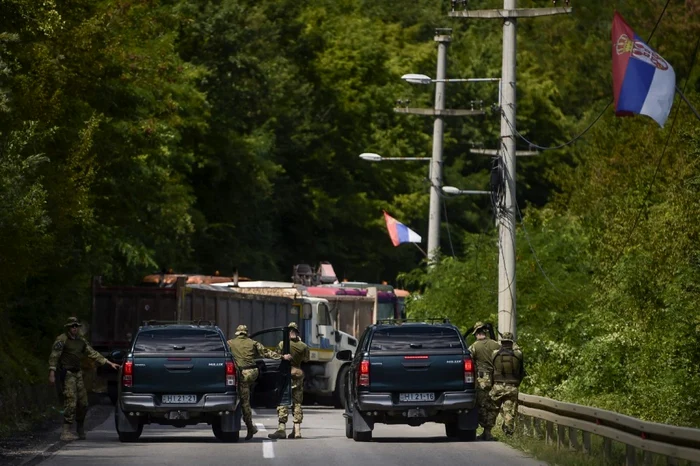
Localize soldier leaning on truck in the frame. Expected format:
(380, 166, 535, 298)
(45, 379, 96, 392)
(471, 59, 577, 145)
(48, 317, 120, 441)
(227, 324, 291, 440)
(490, 332, 524, 436)
(269, 322, 310, 440)
(468, 321, 501, 441)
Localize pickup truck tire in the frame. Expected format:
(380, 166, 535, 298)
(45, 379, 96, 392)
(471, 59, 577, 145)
(457, 429, 477, 441)
(212, 423, 240, 443)
(445, 422, 476, 442)
(115, 406, 143, 442)
(118, 429, 142, 443)
(333, 366, 349, 409)
(445, 421, 458, 438)
(352, 427, 372, 442)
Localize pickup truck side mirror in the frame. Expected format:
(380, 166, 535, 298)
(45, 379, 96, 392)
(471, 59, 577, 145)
(335, 350, 353, 361)
(109, 350, 124, 362)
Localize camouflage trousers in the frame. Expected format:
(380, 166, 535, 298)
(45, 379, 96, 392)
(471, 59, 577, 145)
(239, 368, 259, 426)
(476, 374, 498, 430)
(490, 383, 519, 434)
(277, 374, 304, 424)
(63, 371, 88, 424)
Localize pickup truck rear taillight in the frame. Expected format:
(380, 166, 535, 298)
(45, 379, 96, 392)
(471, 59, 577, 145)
(225, 361, 236, 387)
(358, 359, 370, 387)
(464, 358, 474, 384)
(122, 361, 133, 388)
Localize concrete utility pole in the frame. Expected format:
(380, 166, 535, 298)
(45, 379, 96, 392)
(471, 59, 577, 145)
(428, 32, 448, 266)
(449, 1, 572, 339)
(395, 28, 485, 266)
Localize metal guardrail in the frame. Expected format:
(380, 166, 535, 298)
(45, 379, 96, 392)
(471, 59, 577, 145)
(517, 393, 700, 465)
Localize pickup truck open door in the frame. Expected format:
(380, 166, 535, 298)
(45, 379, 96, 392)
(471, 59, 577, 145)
(250, 327, 292, 408)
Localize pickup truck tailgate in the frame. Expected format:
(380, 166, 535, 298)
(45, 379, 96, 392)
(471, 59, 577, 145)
(133, 354, 228, 393)
(130, 328, 229, 394)
(368, 354, 465, 392)
(367, 326, 466, 393)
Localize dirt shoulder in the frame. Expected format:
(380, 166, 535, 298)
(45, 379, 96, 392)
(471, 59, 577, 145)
(0, 394, 113, 466)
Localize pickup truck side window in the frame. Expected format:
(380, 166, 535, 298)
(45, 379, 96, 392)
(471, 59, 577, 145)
(134, 329, 225, 352)
(356, 327, 371, 353)
(369, 327, 463, 352)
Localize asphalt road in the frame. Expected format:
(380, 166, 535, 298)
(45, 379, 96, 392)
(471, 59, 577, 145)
(40, 407, 545, 466)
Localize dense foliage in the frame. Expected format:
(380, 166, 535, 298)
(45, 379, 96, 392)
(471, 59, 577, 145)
(0, 0, 698, 427)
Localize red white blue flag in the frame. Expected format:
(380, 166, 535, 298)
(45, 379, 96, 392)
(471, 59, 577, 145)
(383, 211, 421, 247)
(612, 11, 676, 127)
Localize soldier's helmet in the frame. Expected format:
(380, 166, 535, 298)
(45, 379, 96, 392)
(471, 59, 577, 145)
(235, 324, 248, 336)
(472, 321, 485, 335)
(64, 317, 82, 328)
(288, 322, 299, 330)
(501, 332, 515, 342)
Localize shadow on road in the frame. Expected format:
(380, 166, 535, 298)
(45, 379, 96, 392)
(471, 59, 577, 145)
(369, 436, 470, 444)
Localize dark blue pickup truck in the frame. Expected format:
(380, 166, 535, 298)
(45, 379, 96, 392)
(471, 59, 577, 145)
(113, 321, 290, 442)
(342, 320, 478, 442)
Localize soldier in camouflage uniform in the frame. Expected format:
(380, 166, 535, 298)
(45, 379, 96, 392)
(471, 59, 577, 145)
(269, 322, 310, 440)
(490, 332, 524, 436)
(227, 324, 291, 440)
(468, 321, 501, 441)
(48, 317, 120, 441)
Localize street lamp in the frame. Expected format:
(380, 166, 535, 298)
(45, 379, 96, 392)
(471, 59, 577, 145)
(442, 186, 491, 195)
(402, 74, 502, 107)
(402, 74, 501, 85)
(359, 153, 432, 162)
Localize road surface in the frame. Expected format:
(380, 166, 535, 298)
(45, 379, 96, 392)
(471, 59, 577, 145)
(40, 407, 545, 466)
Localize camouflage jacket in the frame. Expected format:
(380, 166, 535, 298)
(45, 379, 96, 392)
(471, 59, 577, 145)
(468, 338, 501, 374)
(277, 338, 310, 368)
(227, 335, 281, 369)
(48, 333, 107, 371)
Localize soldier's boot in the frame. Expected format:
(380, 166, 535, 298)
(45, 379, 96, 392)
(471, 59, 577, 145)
(287, 422, 301, 439)
(268, 423, 286, 439)
(76, 421, 86, 440)
(245, 422, 258, 440)
(60, 424, 79, 442)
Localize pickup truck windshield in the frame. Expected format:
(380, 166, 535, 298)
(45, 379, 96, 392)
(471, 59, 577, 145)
(134, 329, 225, 352)
(370, 327, 463, 351)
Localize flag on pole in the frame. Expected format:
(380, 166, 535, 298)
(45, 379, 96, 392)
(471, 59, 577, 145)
(383, 211, 422, 247)
(612, 11, 676, 127)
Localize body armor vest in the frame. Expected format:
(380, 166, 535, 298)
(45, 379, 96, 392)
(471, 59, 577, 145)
(492, 346, 523, 385)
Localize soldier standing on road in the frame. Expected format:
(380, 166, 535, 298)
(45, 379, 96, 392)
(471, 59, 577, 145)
(227, 324, 291, 440)
(48, 317, 120, 441)
(490, 332, 524, 436)
(269, 322, 310, 440)
(468, 321, 501, 441)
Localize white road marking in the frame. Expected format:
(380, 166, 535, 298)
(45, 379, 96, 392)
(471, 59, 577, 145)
(256, 423, 275, 459)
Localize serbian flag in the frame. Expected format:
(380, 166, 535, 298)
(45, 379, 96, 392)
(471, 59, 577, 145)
(383, 211, 421, 247)
(612, 12, 676, 127)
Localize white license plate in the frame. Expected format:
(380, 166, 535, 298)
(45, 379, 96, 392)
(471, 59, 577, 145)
(399, 392, 435, 402)
(162, 394, 197, 404)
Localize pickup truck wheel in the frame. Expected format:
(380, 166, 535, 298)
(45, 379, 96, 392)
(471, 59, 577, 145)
(115, 406, 143, 442)
(107, 382, 118, 405)
(445, 421, 458, 438)
(118, 429, 142, 443)
(212, 423, 240, 442)
(345, 417, 353, 439)
(352, 428, 372, 442)
(457, 428, 476, 442)
(333, 366, 349, 409)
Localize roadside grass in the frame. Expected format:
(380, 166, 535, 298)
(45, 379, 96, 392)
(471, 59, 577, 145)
(488, 420, 697, 466)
